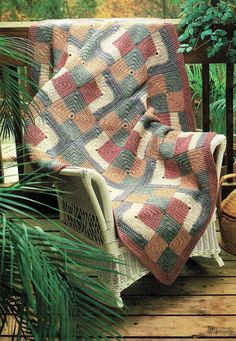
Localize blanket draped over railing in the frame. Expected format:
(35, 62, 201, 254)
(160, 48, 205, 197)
(25, 19, 218, 285)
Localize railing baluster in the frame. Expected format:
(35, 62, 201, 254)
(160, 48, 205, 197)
(0, 143, 4, 184)
(202, 64, 210, 132)
(9, 66, 24, 180)
(226, 63, 234, 175)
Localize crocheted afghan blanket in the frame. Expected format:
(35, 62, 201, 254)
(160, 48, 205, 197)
(26, 19, 218, 285)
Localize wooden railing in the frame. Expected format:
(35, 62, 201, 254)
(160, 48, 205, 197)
(0, 21, 235, 174)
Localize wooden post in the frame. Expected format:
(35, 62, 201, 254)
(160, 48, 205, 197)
(226, 63, 234, 175)
(0, 141, 4, 183)
(202, 64, 210, 132)
(9, 66, 24, 180)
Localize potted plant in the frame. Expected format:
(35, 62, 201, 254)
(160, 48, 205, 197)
(0, 35, 124, 340)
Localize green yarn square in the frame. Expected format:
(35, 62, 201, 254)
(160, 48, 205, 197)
(157, 247, 178, 273)
(70, 65, 93, 86)
(157, 214, 181, 243)
(123, 48, 145, 71)
(149, 94, 168, 113)
(159, 142, 175, 160)
(112, 149, 136, 171)
(128, 25, 150, 44)
(176, 152, 192, 176)
(165, 70, 182, 92)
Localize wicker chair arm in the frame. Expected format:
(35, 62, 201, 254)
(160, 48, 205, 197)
(210, 134, 226, 180)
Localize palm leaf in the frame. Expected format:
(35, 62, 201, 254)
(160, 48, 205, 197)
(0, 35, 126, 339)
(0, 169, 125, 340)
(0, 36, 40, 141)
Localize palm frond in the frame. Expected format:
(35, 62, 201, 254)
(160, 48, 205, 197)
(0, 37, 35, 65)
(0, 35, 126, 339)
(0, 36, 39, 141)
(0, 169, 125, 340)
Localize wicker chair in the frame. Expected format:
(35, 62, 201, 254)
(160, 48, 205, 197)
(26, 19, 227, 308)
(54, 134, 226, 307)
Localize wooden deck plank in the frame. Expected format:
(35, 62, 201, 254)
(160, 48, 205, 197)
(168, 259, 236, 277)
(218, 250, 236, 261)
(1, 316, 20, 338)
(24, 218, 61, 231)
(142, 259, 236, 277)
(120, 316, 236, 337)
(24, 219, 236, 261)
(25, 220, 236, 260)
(2, 217, 236, 339)
(124, 276, 236, 296)
(24, 219, 236, 263)
(124, 295, 236, 315)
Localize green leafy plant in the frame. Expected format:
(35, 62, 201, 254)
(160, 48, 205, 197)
(0, 0, 97, 21)
(141, 0, 182, 19)
(178, 0, 236, 62)
(0, 36, 125, 339)
(0, 36, 38, 140)
(187, 63, 236, 134)
(0, 172, 125, 340)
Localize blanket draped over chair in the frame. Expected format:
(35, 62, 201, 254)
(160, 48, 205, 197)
(25, 19, 218, 285)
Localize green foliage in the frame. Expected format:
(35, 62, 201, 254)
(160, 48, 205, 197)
(186, 63, 236, 133)
(0, 170, 125, 339)
(178, 0, 236, 62)
(67, 0, 98, 18)
(0, 35, 125, 339)
(0, 36, 39, 140)
(1, 0, 97, 20)
(141, 0, 182, 19)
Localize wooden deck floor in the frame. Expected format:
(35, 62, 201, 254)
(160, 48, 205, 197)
(121, 250, 236, 340)
(2, 220, 236, 340)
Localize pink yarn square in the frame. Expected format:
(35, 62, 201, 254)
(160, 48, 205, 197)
(167, 198, 189, 224)
(113, 32, 135, 56)
(98, 140, 121, 163)
(53, 72, 77, 97)
(25, 123, 46, 146)
(80, 79, 102, 104)
(138, 36, 156, 60)
(174, 134, 193, 155)
(164, 159, 180, 179)
(124, 131, 140, 154)
(139, 204, 164, 230)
